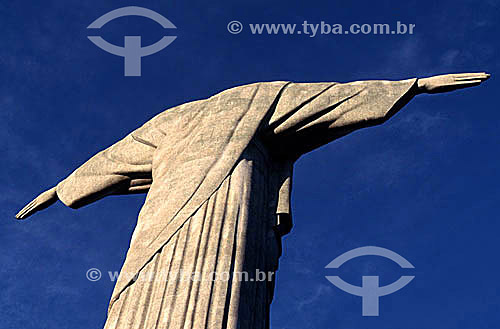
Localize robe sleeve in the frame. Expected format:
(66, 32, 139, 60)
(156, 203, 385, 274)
(262, 78, 419, 157)
(55, 119, 166, 209)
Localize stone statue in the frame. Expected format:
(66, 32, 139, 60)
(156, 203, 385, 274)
(16, 73, 489, 329)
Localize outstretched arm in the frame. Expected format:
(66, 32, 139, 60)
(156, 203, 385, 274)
(15, 119, 166, 220)
(263, 72, 490, 158)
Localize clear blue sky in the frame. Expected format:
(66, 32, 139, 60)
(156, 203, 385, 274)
(1, 1, 498, 328)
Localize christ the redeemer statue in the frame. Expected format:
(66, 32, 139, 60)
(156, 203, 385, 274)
(16, 73, 489, 329)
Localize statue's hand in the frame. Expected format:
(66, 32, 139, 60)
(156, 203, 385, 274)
(15, 187, 58, 220)
(417, 72, 490, 94)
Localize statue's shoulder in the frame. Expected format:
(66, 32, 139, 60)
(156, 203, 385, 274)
(143, 81, 291, 124)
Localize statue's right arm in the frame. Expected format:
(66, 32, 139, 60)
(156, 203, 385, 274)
(15, 117, 166, 220)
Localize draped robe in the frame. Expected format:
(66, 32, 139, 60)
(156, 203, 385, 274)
(55, 78, 418, 328)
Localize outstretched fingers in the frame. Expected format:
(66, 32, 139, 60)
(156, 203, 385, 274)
(15, 187, 59, 220)
(453, 73, 490, 81)
(15, 199, 39, 220)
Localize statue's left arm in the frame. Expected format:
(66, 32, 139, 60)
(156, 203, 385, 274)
(263, 73, 489, 157)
